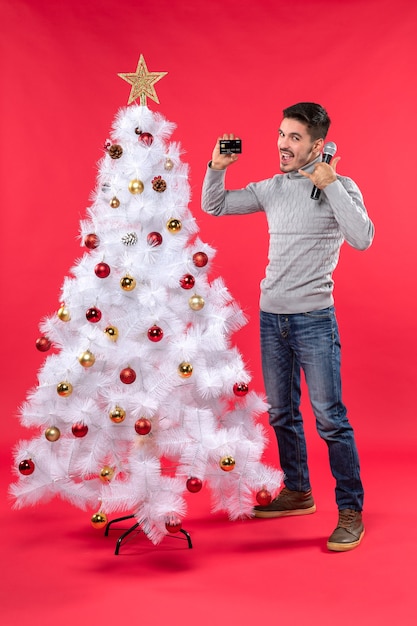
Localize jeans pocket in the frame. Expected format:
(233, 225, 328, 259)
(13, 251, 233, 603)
(304, 306, 334, 319)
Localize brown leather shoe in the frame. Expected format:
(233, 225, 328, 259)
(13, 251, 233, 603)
(253, 487, 316, 518)
(327, 509, 365, 551)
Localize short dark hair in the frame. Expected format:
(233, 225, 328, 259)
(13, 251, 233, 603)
(282, 102, 331, 141)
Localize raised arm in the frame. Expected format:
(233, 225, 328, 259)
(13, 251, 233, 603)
(202, 134, 262, 217)
(299, 157, 374, 250)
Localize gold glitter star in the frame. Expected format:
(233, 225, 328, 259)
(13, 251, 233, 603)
(118, 54, 168, 106)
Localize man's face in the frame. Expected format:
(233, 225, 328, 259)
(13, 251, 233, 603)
(277, 117, 323, 172)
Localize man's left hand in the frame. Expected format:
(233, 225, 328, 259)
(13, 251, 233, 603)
(298, 157, 341, 189)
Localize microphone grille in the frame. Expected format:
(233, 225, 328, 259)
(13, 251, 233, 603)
(323, 141, 337, 156)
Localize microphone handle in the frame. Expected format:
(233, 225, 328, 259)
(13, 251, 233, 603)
(310, 152, 333, 201)
(310, 185, 322, 201)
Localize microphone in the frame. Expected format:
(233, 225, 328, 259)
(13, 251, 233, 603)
(310, 141, 337, 200)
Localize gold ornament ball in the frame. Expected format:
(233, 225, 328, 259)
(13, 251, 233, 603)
(128, 179, 144, 194)
(164, 157, 174, 171)
(220, 456, 236, 472)
(78, 350, 96, 368)
(104, 325, 119, 341)
(57, 381, 73, 397)
(45, 426, 61, 442)
(166, 218, 182, 233)
(110, 196, 120, 208)
(99, 466, 115, 483)
(178, 361, 193, 378)
(189, 294, 205, 311)
(57, 304, 71, 322)
(109, 406, 126, 423)
(120, 275, 137, 291)
(91, 512, 107, 529)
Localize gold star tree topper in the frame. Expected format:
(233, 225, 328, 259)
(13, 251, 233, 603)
(118, 54, 168, 106)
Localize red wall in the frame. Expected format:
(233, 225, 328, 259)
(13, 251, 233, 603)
(1, 0, 416, 462)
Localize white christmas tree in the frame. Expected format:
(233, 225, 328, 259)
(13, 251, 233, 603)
(10, 56, 282, 545)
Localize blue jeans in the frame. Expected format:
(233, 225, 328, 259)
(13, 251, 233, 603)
(260, 307, 364, 511)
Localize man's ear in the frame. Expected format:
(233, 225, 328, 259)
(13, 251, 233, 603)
(313, 137, 324, 157)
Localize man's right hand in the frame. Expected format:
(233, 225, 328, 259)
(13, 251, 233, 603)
(210, 133, 240, 170)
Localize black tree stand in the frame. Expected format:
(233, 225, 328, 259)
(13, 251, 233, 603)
(104, 514, 193, 555)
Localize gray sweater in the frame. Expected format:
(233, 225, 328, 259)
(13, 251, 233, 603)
(201, 157, 374, 314)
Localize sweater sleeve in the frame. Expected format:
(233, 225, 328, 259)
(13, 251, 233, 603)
(201, 165, 263, 216)
(323, 177, 374, 250)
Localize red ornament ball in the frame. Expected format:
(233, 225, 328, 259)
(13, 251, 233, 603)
(84, 233, 99, 249)
(193, 251, 208, 268)
(179, 274, 195, 290)
(233, 382, 249, 396)
(135, 418, 152, 435)
(19, 459, 35, 475)
(138, 132, 154, 146)
(120, 367, 136, 384)
(256, 489, 272, 506)
(186, 477, 203, 493)
(94, 262, 111, 278)
(86, 307, 102, 323)
(147, 231, 163, 247)
(147, 325, 164, 342)
(36, 336, 51, 352)
(72, 423, 89, 438)
(165, 517, 182, 534)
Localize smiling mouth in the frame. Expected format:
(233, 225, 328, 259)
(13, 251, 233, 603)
(280, 151, 293, 162)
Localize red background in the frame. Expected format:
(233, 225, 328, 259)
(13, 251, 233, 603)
(1, 1, 416, 624)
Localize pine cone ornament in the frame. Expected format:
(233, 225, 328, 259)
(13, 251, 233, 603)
(108, 144, 123, 159)
(121, 232, 138, 246)
(152, 175, 167, 192)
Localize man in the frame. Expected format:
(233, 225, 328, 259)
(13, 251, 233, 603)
(201, 102, 374, 552)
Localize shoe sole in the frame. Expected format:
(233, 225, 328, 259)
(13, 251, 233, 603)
(327, 529, 365, 552)
(253, 504, 317, 519)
